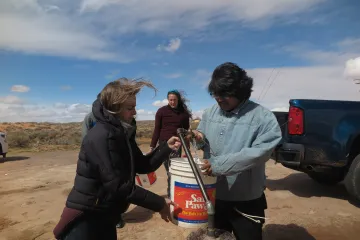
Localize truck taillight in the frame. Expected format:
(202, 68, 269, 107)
(288, 106, 304, 135)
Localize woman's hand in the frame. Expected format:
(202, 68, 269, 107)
(200, 159, 212, 176)
(167, 136, 182, 151)
(188, 130, 204, 142)
(159, 198, 177, 222)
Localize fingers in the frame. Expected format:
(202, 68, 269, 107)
(200, 160, 212, 175)
(169, 201, 178, 207)
(172, 136, 180, 142)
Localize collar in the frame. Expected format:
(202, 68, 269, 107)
(229, 99, 248, 115)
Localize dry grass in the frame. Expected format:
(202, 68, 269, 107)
(0, 120, 200, 153)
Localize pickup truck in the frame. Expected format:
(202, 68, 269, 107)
(0, 132, 8, 158)
(273, 99, 360, 202)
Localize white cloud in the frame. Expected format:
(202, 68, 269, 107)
(60, 85, 73, 91)
(152, 62, 169, 66)
(136, 109, 155, 120)
(345, 57, 360, 84)
(192, 110, 204, 120)
(0, 100, 160, 122)
(248, 65, 360, 111)
(165, 73, 182, 79)
(157, 38, 182, 53)
(152, 99, 168, 107)
(282, 38, 360, 65)
(0, 0, 326, 61)
(0, 95, 25, 104)
(54, 103, 69, 109)
(0, 101, 92, 122)
(0, 1, 133, 62)
(105, 69, 121, 79)
(80, 0, 325, 34)
(271, 107, 289, 112)
(11, 85, 30, 92)
(194, 37, 360, 111)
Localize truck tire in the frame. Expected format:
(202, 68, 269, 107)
(308, 172, 344, 185)
(344, 154, 360, 201)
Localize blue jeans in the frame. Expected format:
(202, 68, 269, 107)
(61, 214, 117, 240)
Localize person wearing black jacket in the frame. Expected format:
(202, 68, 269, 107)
(53, 78, 181, 240)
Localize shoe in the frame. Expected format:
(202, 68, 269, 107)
(116, 216, 125, 229)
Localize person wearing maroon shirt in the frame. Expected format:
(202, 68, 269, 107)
(150, 90, 192, 197)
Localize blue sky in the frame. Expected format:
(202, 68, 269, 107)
(0, 0, 360, 122)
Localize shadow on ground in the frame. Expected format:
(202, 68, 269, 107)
(123, 206, 154, 223)
(263, 224, 316, 240)
(266, 173, 360, 207)
(0, 156, 30, 163)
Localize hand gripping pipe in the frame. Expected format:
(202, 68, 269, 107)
(177, 128, 216, 238)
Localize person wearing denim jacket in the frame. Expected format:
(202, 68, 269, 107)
(191, 62, 282, 240)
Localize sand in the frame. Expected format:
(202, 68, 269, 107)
(1, 148, 360, 240)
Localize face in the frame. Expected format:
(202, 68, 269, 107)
(118, 95, 137, 123)
(212, 94, 240, 112)
(168, 94, 179, 108)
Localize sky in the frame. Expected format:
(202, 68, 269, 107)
(1, 0, 360, 122)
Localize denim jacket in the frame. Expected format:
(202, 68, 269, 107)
(197, 100, 282, 201)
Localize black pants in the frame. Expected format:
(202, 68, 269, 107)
(162, 141, 182, 198)
(215, 194, 267, 240)
(61, 214, 117, 240)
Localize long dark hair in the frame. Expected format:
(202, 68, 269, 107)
(167, 89, 193, 118)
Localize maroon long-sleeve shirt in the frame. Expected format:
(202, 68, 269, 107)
(150, 105, 190, 148)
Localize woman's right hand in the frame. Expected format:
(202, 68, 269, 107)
(188, 130, 204, 142)
(167, 136, 182, 151)
(159, 198, 177, 222)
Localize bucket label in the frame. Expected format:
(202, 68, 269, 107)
(173, 181, 216, 223)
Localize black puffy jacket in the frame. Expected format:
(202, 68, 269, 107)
(65, 98, 172, 220)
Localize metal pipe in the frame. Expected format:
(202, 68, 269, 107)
(177, 128, 216, 238)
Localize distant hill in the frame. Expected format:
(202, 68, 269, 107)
(0, 120, 199, 152)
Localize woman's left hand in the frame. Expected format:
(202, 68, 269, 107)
(167, 136, 182, 151)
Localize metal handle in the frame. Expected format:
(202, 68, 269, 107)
(177, 128, 216, 238)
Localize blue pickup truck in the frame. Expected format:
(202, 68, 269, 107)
(273, 99, 360, 202)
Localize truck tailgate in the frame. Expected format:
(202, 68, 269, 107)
(273, 111, 288, 136)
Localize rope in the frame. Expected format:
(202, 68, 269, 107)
(233, 207, 269, 224)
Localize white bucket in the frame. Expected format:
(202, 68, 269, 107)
(135, 171, 157, 188)
(169, 157, 217, 228)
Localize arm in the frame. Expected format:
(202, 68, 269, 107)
(81, 113, 92, 140)
(133, 141, 172, 174)
(184, 115, 191, 150)
(86, 134, 165, 212)
(210, 113, 282, 176)
(195, 110, 209, 151)
(150, 109, 162, 148)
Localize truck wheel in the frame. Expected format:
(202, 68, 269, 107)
(308, 172, 344, 185)
(345, 154, 360, 201)
(2, 153, 6, 158)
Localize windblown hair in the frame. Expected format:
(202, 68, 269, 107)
(208, 62, 253, 102)
(167, 89, 193, 118)
(100, 78, 157, 113)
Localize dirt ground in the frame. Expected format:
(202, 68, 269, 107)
(1, 148, 360, 240)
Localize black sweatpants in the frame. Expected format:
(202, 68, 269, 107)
(214, 193, 267, 240)
(61, 213, 117, 240)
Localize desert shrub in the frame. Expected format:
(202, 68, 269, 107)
(2, 120, 198, 151)
(7, 132, 31, 148)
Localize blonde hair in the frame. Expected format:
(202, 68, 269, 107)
(100, 78, 157, 114)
